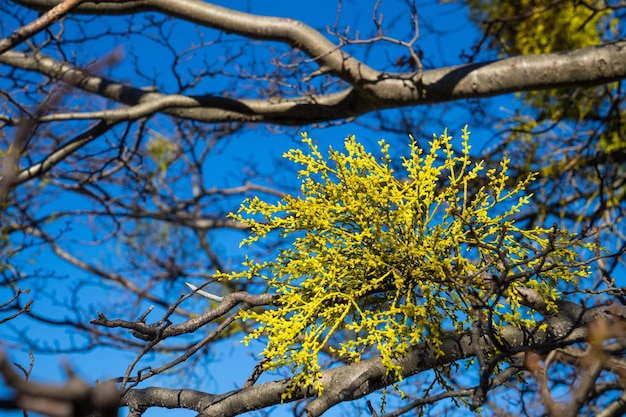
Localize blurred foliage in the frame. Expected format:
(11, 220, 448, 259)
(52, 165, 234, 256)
(468, 0, 611, 55)
(467, 0, 626, 240)
(468, 0, 616, 116)
(147, 133, 178, 178)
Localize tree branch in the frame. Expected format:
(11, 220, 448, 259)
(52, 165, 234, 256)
(2, 40, 625, 125)
(0, 120, 113, 187)
(14, 0, 380, 86)
(0, 0, 83, 55)
(0, 351, 119, 417)
(121, 302, 625, 417)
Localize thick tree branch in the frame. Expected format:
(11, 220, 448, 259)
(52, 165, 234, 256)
(14, 0, 380, 86)
(121, 301, 625, 417)
(2, 3, 625, 417)
(1, 41, 625, 125)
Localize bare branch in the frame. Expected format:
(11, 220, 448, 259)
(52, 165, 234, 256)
(92, 291, 277, 341)
(0, 0, 83, 55)
(0, 120, 112, 188)
(120, 302, 625, 417)
(14, 0, 380, 86)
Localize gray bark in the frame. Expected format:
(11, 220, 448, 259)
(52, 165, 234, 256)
(122, 301, 623, 417)
(2, 41, 625, 125)
(4, 0, 626, 125)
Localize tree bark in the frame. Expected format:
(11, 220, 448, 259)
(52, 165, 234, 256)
(2, 41, 625, 126)
(122, 300, 621, 417)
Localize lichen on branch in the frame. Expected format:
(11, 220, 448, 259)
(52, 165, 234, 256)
(219, 126, 595, 398)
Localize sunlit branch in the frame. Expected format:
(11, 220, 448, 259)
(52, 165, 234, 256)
(120, 301, 625, 417)
(92, 291, 276, 341)
(0, 0, 83, 55)
(2, 40, 626, 125)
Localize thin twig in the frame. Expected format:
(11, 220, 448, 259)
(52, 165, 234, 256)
(0, 0, 84, 55)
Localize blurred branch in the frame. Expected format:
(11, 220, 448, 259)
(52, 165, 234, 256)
(0, 120, 112, 188)
(0, 289, 32, 325)
(0, 0, 83, 55)
(0, 351, 120, 417)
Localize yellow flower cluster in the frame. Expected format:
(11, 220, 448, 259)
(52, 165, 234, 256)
(220, 126, 593, 398)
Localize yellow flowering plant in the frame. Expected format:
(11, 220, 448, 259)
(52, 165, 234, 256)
(219, 126, 594, 397)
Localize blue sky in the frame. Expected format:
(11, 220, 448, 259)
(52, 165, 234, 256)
(0, 1, 525, 416)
